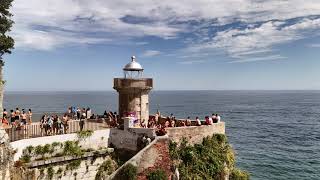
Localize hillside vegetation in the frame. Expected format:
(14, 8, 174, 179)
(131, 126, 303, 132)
(169, 134, 249, 180)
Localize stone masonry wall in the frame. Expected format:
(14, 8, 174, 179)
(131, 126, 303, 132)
(109, 128, 155, 151)
(166, 122, 225, 145)
(10, 129, 110, 161)
(109, 136, 172, 179)
(12, 155, 115, 180)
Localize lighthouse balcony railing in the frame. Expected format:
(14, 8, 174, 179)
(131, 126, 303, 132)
(114, 78, 153, 88)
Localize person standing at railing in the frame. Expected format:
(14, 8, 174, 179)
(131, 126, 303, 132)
(10, 110, 15, 124)
(40, 115, 46, 136)
(79, 109, 86, 131)
(27, 109, 32, 124)
(170, 117, 176, 127)
(155, 110, 160, 124)
(86, 107, 92, 119)
(47, 116, 53, 135)
(2, 109, 8, 127)
(21, 111, 27, 125)
(196, 117, 201, 126)
(2, 117, 9, 127)
(62, 114, 69, 134)
(57, 116, 63, 134)
(216, 114, 221, 123)
(76, 107, 81, 120)
(79, 118, 85, 131)
(15, 108, 20, 122)
(53, 115, 60, 135)
(186, 117, 191, 126)
(3, 108, 7, 119)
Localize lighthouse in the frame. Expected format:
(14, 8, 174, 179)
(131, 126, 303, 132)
(113, 56, 153, 125)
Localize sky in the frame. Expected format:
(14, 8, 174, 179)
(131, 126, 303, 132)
(4, 0, 320, 91)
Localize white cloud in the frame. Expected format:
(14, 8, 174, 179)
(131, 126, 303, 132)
(141, 50, 161, 57)
(186, 18, 320, 59)
(307, 43, 320, 48)
(10, 0, 320, 60)
(178, 60, 206, 65)
(228, 55, 286, 63)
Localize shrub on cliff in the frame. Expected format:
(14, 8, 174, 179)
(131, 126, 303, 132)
(95, 159, 118, 180)
(63, 140, 83, 156)
(114, 163, 138, 180)
(230, 168, 250, 180)
(169, 134, 249, 180)
(147, 169, 167, 180)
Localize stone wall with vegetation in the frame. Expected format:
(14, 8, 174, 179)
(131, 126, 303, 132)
(13, 153, 117, 180)
(109, 133, 249, 180)
(11, 130, 120, 180)
(11, 129, 110, 161)
(109, 136, 172, 180)
(166, 122, 225, 145)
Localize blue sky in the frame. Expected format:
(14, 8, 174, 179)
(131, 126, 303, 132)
(4, 0, 320, 91)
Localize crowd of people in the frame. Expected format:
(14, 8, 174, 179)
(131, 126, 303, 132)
(66, 106, 93, 120)
(2, 105, 222, 138)
(142, 111, 222, 135)
(1, 108, 33, 127)
(103, 110, 119, 127)
(145, 112, 221, 128)
(39, 114, 69, 135)
(37, 107, 122, 135)
(1, 106, 97, 133)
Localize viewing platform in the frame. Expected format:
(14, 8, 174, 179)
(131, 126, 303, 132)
(4, 120, 109, 142)
(113, 78, 153, 90)
(3, 116, 225, 143)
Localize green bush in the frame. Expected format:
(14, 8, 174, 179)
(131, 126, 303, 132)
(147, 169, 167, 180)
(67, 159, 82, 171)
(169, 134, 249, 180)
(77, 130, 94, 140)
(230, 168, 250, 180)
(116, 163, 137, 180)
(34, 145, 43, 156)
(43, 144, 51, 154)
(95, 159, 118, 180)
(63, 141, 84, 157)
(47, 166, 54, 180)
(52, 142, 60, 147)
(26, 145, 34, 154)
(56, 167, 63, 175)
(20, 154, 31, 163)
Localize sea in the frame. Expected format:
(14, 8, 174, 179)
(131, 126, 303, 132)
(3, 90, 320, 180)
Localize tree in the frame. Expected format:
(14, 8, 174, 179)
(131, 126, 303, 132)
(0, 0, 15, 124)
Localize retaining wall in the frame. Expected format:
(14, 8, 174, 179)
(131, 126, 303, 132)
(109, 136, 171, 179)
(12, 150, 116, 180)
(109, 128, 155, 151)
(10, 129, 110, 161)
(166, 122, 225, 144)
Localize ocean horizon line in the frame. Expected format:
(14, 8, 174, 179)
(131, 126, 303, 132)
(4, 89, 320, 93)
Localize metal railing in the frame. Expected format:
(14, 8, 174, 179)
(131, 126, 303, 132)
(4, 120, 110, 142)
(114, 78, 153, 88)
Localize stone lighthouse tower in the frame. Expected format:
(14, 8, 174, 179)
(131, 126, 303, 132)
(113, 56, 153, 124)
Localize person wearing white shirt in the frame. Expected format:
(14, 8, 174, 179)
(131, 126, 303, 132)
(196, 117, 201, 126)
(216, 114, 221, 123)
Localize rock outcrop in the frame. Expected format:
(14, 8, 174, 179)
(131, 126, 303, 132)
(0, 128, 14, 180)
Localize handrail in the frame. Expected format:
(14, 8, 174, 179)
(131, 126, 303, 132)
(4, 119, 110, 142)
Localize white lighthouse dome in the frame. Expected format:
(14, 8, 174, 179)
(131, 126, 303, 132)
(123, 56, 143, 71)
